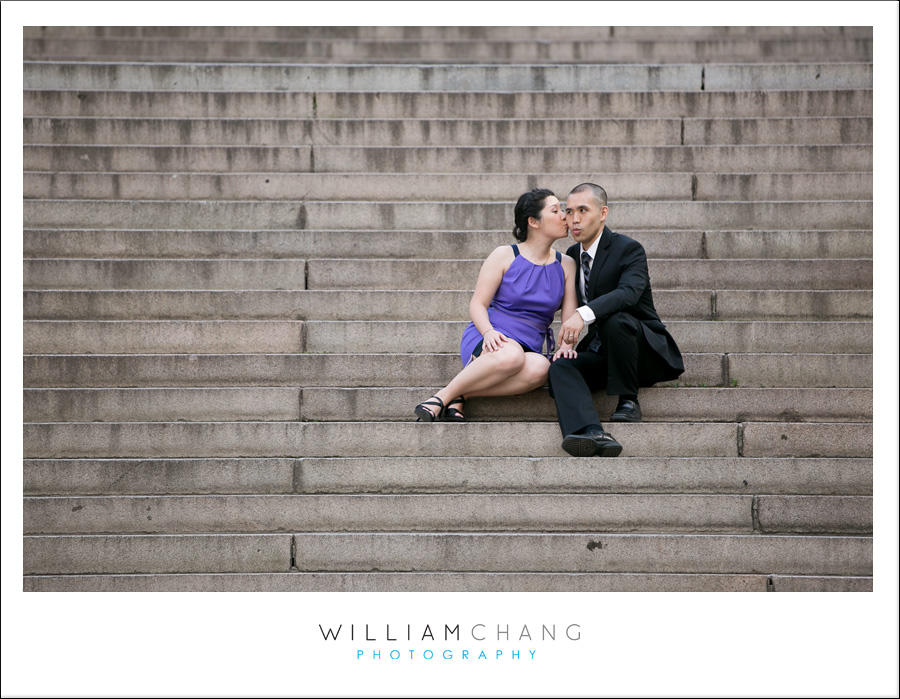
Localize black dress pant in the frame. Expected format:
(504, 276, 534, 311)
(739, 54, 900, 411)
(548, 312, 670, 436)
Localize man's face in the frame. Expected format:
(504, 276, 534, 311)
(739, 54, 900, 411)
(566, 190, 608, 249)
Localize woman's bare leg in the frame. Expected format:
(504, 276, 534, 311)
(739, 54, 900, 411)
(416, 342, 527, 419)
(465, 353, 551, 397)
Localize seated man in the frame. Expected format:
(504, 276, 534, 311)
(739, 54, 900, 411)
(549, 183, 685, 457)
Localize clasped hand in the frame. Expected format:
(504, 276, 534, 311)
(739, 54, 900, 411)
(556, 312, 584, 349)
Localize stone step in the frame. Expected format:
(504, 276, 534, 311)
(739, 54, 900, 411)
(24, 320, 305, 354)
(24, 62, 872, 92)
(24, 533, 292, 574)
(22, 116, 873, 147)
(19, 571, 874, 592)
(21, 145, 873, 173)
(22, 229, 874, 260)
(21, 353, 725, 388)
(22, 493, 873, 535)
(23, 172, 874, 202)
(302, 387, 872, 422)
(305, 320, 873, 354)
(25, 494, 759, 535)
(24, 258, 307, 290)
(24, 388, 302, 422)
(24, 89, 874, 119)
(22, 320, 873, 355)
(23, 200, 874, 231)
(24, 532, 871, 575)
(22, 37, 873, 63)
(23, 290, 873, 322)
(22, 352, 872, 389)
(25, 172, 693, 202)
(23, 26, 873, 41)
(22, 257, 873, 292)
(22, 421, 871, 459)
(303, 258, 873, 291)
(23, 456, 873, 496)
(23, 387, 872, 423)
(288, 533, 873, 575)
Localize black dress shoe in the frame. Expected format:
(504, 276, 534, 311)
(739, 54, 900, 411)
(561, 427, 623, 457)
(610, 398, 642, 422)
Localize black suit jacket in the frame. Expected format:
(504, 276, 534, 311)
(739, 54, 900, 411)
(570, 226, 684, 380)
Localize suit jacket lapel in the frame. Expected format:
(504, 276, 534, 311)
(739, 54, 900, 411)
(587, 226, 613, 300)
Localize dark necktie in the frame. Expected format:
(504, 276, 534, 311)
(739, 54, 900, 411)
(581, 251, 591, 302)
(582, 251, 602, 352)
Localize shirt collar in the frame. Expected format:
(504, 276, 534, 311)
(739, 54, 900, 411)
(580, 229, 603, 260)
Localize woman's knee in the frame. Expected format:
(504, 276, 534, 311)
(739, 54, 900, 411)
(483, 343, 526, 374)
(521, 355, 551, 388)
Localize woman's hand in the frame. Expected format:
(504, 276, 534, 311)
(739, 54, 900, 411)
(553, 342, 578, 362)
(482, 329, 509, 353)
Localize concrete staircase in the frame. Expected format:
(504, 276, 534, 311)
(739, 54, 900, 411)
(23, 26, 873, 591)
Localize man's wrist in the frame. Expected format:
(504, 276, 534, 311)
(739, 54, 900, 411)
(576, 306, 595, 324)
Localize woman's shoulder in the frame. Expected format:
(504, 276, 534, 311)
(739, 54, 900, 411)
(486, 245, 517, 263)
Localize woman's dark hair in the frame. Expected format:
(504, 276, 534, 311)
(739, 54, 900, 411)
(512, 188, 555, 242)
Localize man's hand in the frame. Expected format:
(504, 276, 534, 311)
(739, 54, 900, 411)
(557, 312, 584, 348)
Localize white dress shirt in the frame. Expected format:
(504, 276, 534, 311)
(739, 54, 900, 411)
(574, 230, 603, 325)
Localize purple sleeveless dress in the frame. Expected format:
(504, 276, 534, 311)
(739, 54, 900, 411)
(459, 245, 566, 365)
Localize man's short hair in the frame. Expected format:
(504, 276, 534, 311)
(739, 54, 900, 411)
(569, 183, 608, 209)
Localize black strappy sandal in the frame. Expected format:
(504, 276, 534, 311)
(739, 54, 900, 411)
(415, 395, 445, 422)
(444, 395, 466, 422)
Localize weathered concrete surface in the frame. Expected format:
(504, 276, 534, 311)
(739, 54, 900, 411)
(24, 259, 307, 291)
(21, 145, 875, 175)
(290, 532, 873, 575)
(728, 353, 872, 388)
(24, 458, 297, 496)
(25, 171, 693, 201)
(24, 534, 292, 574)
(24, 62, 706, 92)
(23, 26, 873, 40)
(757, 495, 872, 534)
(305, 258, 872, 291)
(23, 289, 713, 321)
(703, 63, 872, 91)
(24, 388, 302, 423)
(702, 230, 872, 260)
(24, 320, 304, 354)
(25, 89, 874, 119)
(742, 422, 872, 458)
(302, 387, 872, 423)
(24, 493, 753, 534)
(22, 228, 874, 260)
(25, 457, 872, 497)
(24, 145, 313, 173)
(24, 117, 687, 147)
(683, 117, 871, 145)
(22, 37, 873, 64)
(22, 352, 723, 388)
(769, 575, 873, 592)
(23, 421, 740, 459)
(292, 456, 872, 496)
(22, 572, 770, 592)
(24, 200, 874, 231)
(303, 320, 873, 354)
(715, 291, 872, 320)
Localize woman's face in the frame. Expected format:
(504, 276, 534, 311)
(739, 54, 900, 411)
(537, 196, 568, 238)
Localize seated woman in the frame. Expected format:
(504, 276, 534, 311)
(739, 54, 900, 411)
(415, 188, 578, 422)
